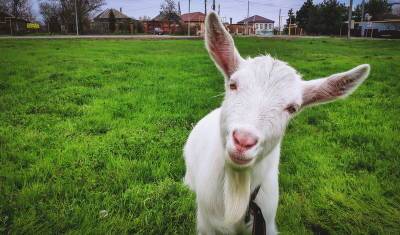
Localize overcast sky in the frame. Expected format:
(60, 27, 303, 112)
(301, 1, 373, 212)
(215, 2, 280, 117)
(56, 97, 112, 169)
(32, 0, 365, 24)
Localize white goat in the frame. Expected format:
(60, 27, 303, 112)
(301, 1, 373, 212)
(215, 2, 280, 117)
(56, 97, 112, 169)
(184, 12, 370, 235)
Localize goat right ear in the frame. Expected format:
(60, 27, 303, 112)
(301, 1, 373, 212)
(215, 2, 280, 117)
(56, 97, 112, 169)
(205, 12, 243, 79)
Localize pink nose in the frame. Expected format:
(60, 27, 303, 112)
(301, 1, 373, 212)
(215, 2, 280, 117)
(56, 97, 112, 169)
(233, 130, 258, 152)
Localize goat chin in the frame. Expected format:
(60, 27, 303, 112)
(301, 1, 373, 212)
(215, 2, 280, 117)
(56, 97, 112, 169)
(223, 168, 251, 225)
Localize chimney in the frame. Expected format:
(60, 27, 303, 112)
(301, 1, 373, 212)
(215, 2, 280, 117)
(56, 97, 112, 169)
(120, 7, 122, 13)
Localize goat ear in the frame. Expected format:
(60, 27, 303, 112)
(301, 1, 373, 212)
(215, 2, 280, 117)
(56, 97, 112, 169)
(301, 64, 370, 107)
(205, 12, 243, 79)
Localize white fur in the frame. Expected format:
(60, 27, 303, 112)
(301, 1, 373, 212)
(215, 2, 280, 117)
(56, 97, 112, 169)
(184, 12, 370, 235)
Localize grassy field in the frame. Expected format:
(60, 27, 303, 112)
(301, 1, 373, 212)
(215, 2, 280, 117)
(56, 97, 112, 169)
(0, 37, 399, 234)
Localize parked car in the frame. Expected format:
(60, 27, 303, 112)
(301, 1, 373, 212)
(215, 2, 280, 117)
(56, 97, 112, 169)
(153, 27, 163, 35)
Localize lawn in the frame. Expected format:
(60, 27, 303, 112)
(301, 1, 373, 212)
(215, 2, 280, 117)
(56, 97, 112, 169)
(0, 37, 399, 234)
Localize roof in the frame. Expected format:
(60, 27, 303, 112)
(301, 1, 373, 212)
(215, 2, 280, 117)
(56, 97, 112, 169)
(152, 12, 181, 22)
(237, 15, 274, 24)
(94, 8, 131, 20)
(181, 12, 205, 22)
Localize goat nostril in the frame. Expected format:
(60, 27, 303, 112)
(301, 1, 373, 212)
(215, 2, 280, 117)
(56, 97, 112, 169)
(245, 141, 257, 148)
(232, 130, 258, 150)
(233, 131, 240, 145)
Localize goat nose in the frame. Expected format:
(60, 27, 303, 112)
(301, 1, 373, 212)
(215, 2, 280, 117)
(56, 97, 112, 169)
(233, 130, 258, 151)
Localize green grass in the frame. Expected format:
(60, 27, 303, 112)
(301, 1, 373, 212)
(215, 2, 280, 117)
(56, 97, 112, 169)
(0, 37, 399, 234)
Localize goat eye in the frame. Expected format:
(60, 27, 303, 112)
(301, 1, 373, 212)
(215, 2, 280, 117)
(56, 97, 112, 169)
(285, 104, 298, 114)
(229, 82, 237, 91)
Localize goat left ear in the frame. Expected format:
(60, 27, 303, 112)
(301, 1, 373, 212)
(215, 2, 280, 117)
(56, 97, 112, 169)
(205, 12, 243, 79)
(302, 64, 370, 107)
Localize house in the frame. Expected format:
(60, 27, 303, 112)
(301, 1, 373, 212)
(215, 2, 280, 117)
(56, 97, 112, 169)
(236, 15, 274, 36)
(356, 19, 400, 38)
(0, 11, 29, 35)
(142, 12, 181, 34)
(227, 24, 246, 35)
(93, 8, 136, 33)
(181, 12, 205, 35)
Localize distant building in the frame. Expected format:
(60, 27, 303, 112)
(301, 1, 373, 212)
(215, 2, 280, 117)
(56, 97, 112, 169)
(227, 24, 246, 35)
(389, 0, 400, 16)
(181, 12, 205, 35)
(0, 11, 29, 35)
(356, 19, 400, 38)
(236, 15, 274, 36)
(142, 12, 181, 35)
(93, 8, 136, 34)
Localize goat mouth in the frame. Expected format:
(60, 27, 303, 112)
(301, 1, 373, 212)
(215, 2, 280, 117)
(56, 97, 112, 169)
(229, 154, 252, 165)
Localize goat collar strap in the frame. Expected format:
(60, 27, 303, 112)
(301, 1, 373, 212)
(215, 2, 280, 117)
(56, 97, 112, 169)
(244, 185, 266, 235)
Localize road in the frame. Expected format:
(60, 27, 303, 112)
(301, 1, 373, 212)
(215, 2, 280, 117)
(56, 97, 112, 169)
(0, 35, 202, 40)
(0, 34, 395, 40)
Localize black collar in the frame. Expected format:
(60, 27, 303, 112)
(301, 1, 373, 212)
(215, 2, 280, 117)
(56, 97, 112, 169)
(244, 185, 266, 235)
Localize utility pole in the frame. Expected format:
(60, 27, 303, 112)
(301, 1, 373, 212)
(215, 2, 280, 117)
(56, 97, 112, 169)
(9, 18, 12, 35)
(361, 0, 365, 22)
(188, 0, 191, 36)
(178, 1, 181, 15)
(247, 0, 249, 18)
(212, 0, 215, 10)
(205, 0, 207, 15)
(74, 0, 79, 35)
(247, 0, 249, 35)
(218, 3, 220, 15)
(347, 0, 353, 39)
(278, 8, 281, 35)
(360, 0, 365, 37)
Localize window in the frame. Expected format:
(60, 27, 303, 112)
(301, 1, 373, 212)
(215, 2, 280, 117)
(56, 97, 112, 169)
(256, 24, 259, 29)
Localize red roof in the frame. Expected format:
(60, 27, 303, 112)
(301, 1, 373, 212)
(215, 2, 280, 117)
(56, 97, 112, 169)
(181, 12, 206, 22)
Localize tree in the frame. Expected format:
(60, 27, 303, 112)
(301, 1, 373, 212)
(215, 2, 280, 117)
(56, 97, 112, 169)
(0, 0, 7, 12)
(353, 4, 363, 21)
(296, 0, 315, 29)
(295, 0, 346, 35)
(160, 0, 178, 16)
(355, 0, 391, 21)
(39, 0, 104, 33)
(284, 8, 296, 34)
(39, 0, 61, 33)
(1, 0, 34, 20)
(318, 0, 347, 35)
(286, 8, 296, 26)
(158, 0, 181, 34)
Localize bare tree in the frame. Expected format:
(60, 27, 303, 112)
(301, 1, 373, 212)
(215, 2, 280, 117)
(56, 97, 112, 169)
(39, 0, 104, 33)
(39, 0, 60, 32)
(1, 0, 34, 20)
(160, 0, 178, 15)
(0, 0, 7, 12)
